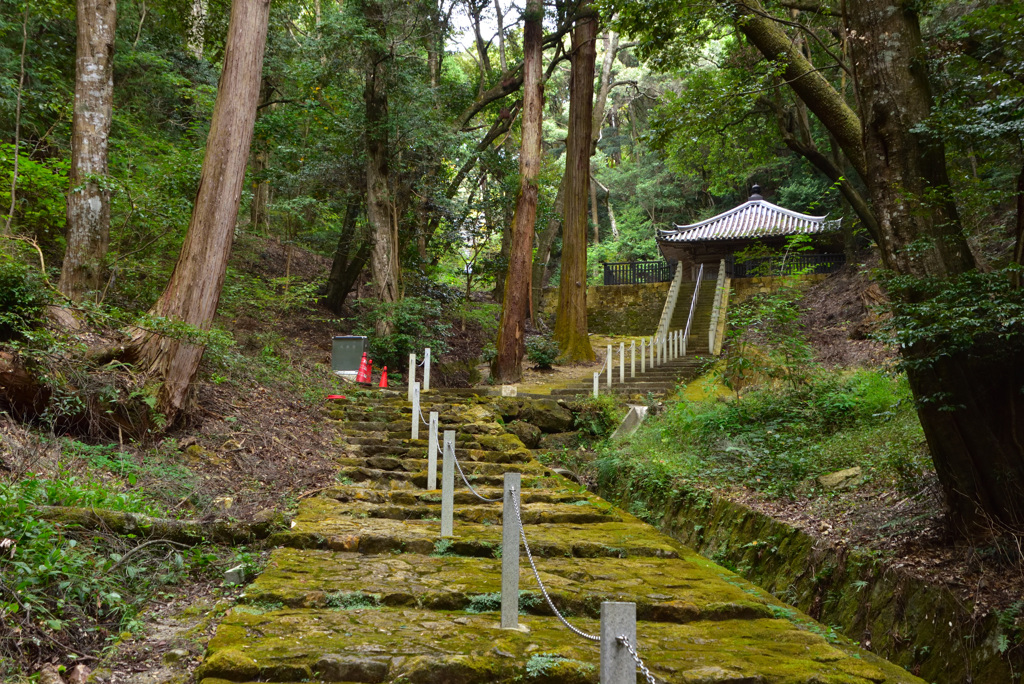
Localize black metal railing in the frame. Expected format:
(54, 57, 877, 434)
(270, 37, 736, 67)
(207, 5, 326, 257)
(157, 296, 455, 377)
(602, 260, 677, 286)
(726, 252, 846, 279)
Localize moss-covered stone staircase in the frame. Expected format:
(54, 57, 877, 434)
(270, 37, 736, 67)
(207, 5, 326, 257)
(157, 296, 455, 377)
(194, 391, 923, 684)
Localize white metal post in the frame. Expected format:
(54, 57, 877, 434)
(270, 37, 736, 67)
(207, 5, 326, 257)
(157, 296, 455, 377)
(441, 431, 455, 537)
(408, 353, 416, 401)
(593, 372, 599, 398)
(500, 472, 521, 629)
(423, 347, 431, 391)
(411, 382, 420, 440)
(640, 339, 646, 374)
(606, 346, 612, 388)
(650, 336, 655, 367)
(630, 341, 636, 378)
(619, 342, 624, 384)
(427, 411, 439, 489)
(600, 602, 637, 684)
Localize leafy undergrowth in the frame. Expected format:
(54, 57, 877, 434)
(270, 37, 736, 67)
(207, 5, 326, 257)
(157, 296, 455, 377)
(0, 469, 258, 678)
(596, 369, 927, 501)
(575, 367, 1024, 646)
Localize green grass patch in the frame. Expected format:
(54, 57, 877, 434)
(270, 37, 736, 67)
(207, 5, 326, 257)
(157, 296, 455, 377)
(596, 369, 929, 501)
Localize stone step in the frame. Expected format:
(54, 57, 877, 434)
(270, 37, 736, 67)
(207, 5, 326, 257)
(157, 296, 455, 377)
(269, 499, 685, 558)
(197, 605, 915, 683)
(322, 484, 590, 507)
(241, 548, 776, 623)
(319, 499, 623, 526)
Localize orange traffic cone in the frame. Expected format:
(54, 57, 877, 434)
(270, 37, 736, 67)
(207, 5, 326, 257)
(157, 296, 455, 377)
(365, 359, 373, 385)
(356, 352, 369, 383)
(379, 366, 388, 388)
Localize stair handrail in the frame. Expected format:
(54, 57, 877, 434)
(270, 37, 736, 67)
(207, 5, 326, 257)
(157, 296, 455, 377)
(682, 263, 704, 355)
(707, 259, 727, 354)
(655, 263, 684, 349)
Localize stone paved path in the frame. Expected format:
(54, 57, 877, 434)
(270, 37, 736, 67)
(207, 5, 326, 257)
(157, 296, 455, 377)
(195, 392, 924, 684)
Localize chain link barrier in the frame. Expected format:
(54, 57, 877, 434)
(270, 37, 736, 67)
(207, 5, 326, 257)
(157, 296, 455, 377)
(509, 486, 601, 642)
(618, 635, 657, 684)
(453, 451, 502, 503)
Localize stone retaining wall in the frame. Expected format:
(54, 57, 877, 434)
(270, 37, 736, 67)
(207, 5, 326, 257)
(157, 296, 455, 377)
(540, 283, 670, 336)
(599, 483, 1019, 684)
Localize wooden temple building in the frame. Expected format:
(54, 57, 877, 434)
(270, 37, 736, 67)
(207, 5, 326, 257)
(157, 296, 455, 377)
(655, 185, 844, 280)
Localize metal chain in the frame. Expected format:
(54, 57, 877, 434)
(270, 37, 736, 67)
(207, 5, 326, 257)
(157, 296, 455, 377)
(452, 451, 502, 503)
(418, 407, 430, 426)
(617, 635, 657, 684)
(510, 486, 601, 642)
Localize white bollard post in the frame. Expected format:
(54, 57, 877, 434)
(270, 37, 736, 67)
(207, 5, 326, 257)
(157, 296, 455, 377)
(423, 347, 431, 392)
(408, 353, 416, 401)
(650, 336, 655, 368)
(411, 382, 421, 440)
(593, 372, 599, 398)
(606, 346, 612, 389)
(441, 431, 455, 537)
(640, 339, 646, 374)
(427, 411, 439, 489)
(630, 341, 636, 379)
(501, 472, 521, 629)
(600, 602, 638, 684)
(619, 343, 624, 384)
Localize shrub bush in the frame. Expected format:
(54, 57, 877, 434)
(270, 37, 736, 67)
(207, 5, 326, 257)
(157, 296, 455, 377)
(0, 253, 50, 341)
(525, 335, 559, 369)
(352, 297, 451, 373)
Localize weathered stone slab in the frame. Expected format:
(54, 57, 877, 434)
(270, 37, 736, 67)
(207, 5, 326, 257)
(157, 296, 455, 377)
(242, 549, 779, 623)
(196, 607, 922, 683)
(267, 499, 682, 559)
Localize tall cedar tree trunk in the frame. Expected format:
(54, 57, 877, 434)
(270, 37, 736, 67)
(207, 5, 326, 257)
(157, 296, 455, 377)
(490, 0, 543, 383)
(846, 0, 1024, 535)
(553, 5, 597, 362)
(128, 0, 270, 425)
(530, 31, 614, 325)
(364, 0, 399, 335)
(59, 0, 116, 301)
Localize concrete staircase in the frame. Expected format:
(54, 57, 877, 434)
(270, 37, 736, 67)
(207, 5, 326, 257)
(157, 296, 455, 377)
(551, 280, 718, 397)
(670, 281, 718, 356)
(192, 391, 921, 683)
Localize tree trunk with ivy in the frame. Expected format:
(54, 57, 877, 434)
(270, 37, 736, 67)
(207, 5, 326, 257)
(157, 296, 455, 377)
(553, 4, 597, 363)
(59, 0, 116, 302)
(845, 0, 1024, 536)
(729, 0, 1024, 536)
(490, 0, 543, 383)
(363, 0, 399, 336)
(127, 0, 270, 426)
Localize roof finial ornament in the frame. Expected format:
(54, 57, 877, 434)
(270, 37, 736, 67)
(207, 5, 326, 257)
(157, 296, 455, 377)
(749, 184, 763, 200)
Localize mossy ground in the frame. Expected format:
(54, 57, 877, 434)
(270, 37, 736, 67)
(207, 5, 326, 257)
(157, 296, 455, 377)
(195, 391, 924, 684)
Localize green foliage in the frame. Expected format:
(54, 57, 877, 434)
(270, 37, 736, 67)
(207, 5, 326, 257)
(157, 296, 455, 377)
(524, 652, 593, 677)
(571, 395, 622, 437)
(525, 334, 560, 370)
(879, 267, 1024, 376)
(596, 370, 926, 498)
(0, 475, 229, 669)
(352, 297, 451, 373)
(722, 287, 814, 394)
(324, 591, 381, 610)
(0, 252, 50, 341)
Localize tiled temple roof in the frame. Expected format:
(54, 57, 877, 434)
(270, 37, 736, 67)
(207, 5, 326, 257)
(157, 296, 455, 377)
(657, 187, 840, 244)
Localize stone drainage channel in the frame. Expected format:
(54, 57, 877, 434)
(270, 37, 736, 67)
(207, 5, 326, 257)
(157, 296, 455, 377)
(194, 389, 925, 683)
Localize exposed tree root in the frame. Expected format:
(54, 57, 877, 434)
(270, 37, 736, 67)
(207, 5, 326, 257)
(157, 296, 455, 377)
(32, 506, 291, 545)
